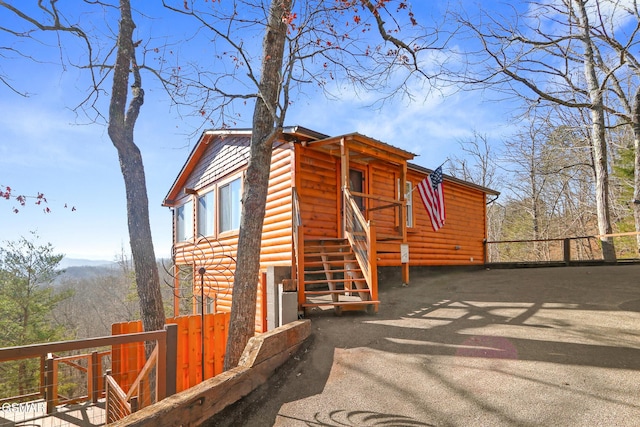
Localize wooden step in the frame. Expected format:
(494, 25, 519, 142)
(300, 235, 373, 312)
(304, 251, 354, 258)
(304, 243, 348, 249)
(304, 259, 357, 267)
(301, 300, 380, 307)
(304, 242, 349, 248)
(304, 237, 347, 242)
(304, 289, 371, 295)
(303, 268, 364, 275)
(303, 277, 367, 285)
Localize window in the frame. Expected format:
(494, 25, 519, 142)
(176, 265, 194, 316)
(176, 201, 193, 242)
(398, 179, 413, 228)
(219, 177, 242, 233)
(405, 181, 413, 228)
(197, 190, 215, 237)
(195, 295, 215, 314)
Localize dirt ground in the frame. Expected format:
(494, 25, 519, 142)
(207, 264, 640, 427)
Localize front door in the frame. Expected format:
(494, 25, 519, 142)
(349, 168, 365, 212)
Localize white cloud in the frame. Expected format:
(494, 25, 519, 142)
(289, 80, 514, 170)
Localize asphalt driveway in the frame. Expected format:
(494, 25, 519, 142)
(208, 264, 640, 427)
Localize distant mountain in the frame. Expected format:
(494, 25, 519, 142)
(54, 264, 121, 286)
(59, 258, 116, 269)
(54, 257, 172, 286)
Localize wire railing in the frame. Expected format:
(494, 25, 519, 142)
(0, 326, 177, 426)
(485, 232, 640, 264)
(343, 188, 377, 299)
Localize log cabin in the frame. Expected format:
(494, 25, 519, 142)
(163, 126, 499, 328)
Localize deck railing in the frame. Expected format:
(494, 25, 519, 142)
(350, 189, 404, 240)
(292, 187, 303, 278)
(104, 343, 160, 422)
(485, 232, 640, 264)
(344, 188, 378, 302)
(292, 187, 306, 310)
(0, 326, 177, 424)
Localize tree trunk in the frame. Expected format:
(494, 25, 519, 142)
(108, 0, 165, 341)
(632, 87, 640, 253)
(576, 0, 616, 262)
(224, 0, 291, 370)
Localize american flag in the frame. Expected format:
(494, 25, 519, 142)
(417, 166, 445, 231)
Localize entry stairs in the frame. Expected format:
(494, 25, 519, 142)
(300, 238, 378, 315)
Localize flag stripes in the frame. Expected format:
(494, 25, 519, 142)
(417, 166, 445, 231)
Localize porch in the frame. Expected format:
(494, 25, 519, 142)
(292, 134, 415, 315)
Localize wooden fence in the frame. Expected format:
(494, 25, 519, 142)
(112, 312, 231, 394)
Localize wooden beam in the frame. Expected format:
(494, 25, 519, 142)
(400, 162, 409, 286)
(340, 138, 349, 234)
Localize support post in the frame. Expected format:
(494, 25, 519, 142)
(564, 238, 571, 265)
(369, 222, 378, 312)
(400, 162, 409, 285)
(266, 266, 292, 330)
(401, 243, 410, 285)
(90, 351, 99, 403)
(39, 354, 46, 399)
(156, 335, 167, 402)
(164, 324, 178, 397)
(297, 226, 306, 313)
(44, 354, 55, 414)
(340, 138, 350, 233)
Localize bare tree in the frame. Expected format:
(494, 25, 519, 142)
(490, 104, 598, 262)
(0, 1, 165, 340)
(161, 0, 448, 368)
(223, 0, 293, 369)
(582, 2, 640, 251)
(501, 116, 550, 250)
(449, 131, 500, 189)
(107, 0, 165, 336)
(450, 0, 636, 261)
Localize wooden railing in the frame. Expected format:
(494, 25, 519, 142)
(0, 350, 109, 410)
(292, 187, 306, 310)
(0, 326, 177, 419)
(105, 371, 135, 423)
(49, 350, 111, 406)
(344, 188, 378, 302)
(485, 231, 640, 264)
(104, 344, 160, 422)
(351, 189, 404, 239)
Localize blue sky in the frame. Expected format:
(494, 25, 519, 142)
(0, 1, 513, 262)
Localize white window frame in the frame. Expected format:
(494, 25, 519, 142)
(218, 175, 242, 234)
(405, 180, 413, 228)
(197, 189, 215, 238)
(195, 294, 215, 314)
(398, 179, 413, 228)
(175, 200, 194, 242)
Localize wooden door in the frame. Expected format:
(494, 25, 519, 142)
(349, 168, 365, 212)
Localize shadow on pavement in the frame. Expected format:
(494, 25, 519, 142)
(207, 264, 640, 426)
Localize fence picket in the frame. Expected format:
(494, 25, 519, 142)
(111, 313, 230, 393)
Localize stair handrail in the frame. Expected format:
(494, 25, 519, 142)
(105, 371, 135, 423)
(343, 188, 376, 293)
(292, 187, 305, 309)
(124, 344, 159, 407)
(292, 187, 302, 255)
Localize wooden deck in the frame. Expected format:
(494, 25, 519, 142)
(0, 399, 105, 427)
